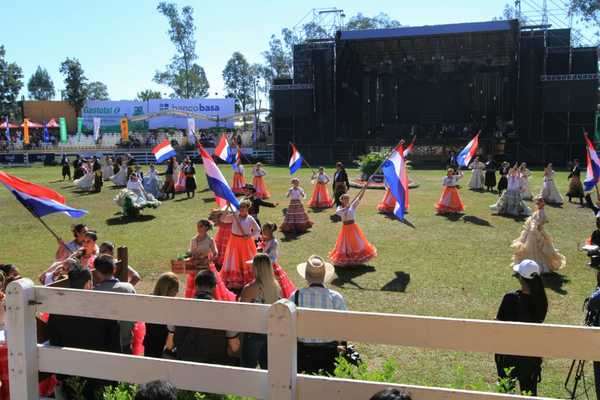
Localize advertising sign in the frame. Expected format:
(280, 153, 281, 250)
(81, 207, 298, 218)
(82, 100, 146, 132)
(147, 98, 235, 130)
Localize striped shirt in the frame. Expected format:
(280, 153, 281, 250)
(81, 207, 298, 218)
(290, 285, 347, 343)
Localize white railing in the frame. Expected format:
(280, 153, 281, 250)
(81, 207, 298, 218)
(6, 278, 600, 400)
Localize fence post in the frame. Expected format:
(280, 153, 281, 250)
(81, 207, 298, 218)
(268, 299, 297, 400)
(5, 278, 38, 400)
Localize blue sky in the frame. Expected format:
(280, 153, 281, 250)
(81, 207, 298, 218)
(0, 1, 595, 101)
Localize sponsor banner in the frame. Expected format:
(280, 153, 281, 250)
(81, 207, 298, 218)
(82, 100, 146, 132)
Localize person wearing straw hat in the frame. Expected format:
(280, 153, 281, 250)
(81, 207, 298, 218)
(291, 255, 347, 374)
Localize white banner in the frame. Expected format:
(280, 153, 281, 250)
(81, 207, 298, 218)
(148, 98, 235, 129)
(93, 118, 101, 141)
(187, 118, 196, 144)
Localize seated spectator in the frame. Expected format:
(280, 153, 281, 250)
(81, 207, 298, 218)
(0, 264, 22, 290)
(98, 241, 141, 286)
(370, 389, 411, 400)
(291, 255, 346, 374)
(135, 380, 177, 400)
(55, 224, 88, 261)
(174, 270, 240, 365)
(144, 272, 179, 358)
(48, 267, 120, 399)
(40, 231, 99, 284)
(93, 255, 137, 354)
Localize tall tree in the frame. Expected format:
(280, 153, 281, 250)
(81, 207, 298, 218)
(570, 0, 600, 25)
(136, 89, 162, 101)
(0, 46, 23, 119)
(154, 2, 209, 98)
(59, 58, 88, 117)
(223, 52, 254, 114)
(262, 34, 292, 79)
(27, 66, 55, 100)
(86, 81, 109, 100)
(345, 12, 402, 30)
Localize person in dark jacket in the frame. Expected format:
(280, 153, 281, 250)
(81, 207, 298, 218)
(243, 184, 278, 229)
(484, 155, 497, 192)
(332, 162, 350, 207)
(61, 155, 71, 181)
(495, 259, 548, 396)
(144, 272, 179, 358)
(566, 159, 584, 205)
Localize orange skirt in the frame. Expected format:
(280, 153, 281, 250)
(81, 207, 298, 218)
(214, 223, 232, 267)
(232, 172, 246, 194)
(377, 188, 396, 213)
(220, 234, 257, 289)
(435, 186, 465, 214)
(329, 222, 377, 267)
(184, 263, 237, 301)
(309, 182, 333, 209)
(252, 175, 270, 199)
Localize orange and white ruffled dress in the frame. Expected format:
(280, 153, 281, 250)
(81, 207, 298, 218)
(232, 163, 246, 194)
(329, 197, 377, 267)
(308, 173, 333, 209)
(252, 167, 270, 199)
(435, 175, 465, 214)
(377, 187, 396, 214)
(220, 214, 260, 289)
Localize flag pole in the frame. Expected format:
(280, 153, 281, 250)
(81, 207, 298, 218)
(289, 142, 316, 173)
(21, 203, 68, 250)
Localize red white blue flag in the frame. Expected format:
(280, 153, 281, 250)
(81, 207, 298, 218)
(215, 134, 236, 164)
(196, 144, 240, 210)
(456, 133, 480, 167)
(584, 133, 600, 191)
(289, 143, 303, 175)
(382, 145, 409, 220)
(152, 139, 177, 163)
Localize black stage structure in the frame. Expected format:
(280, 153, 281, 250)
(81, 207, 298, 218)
(271, 20, 598, 165)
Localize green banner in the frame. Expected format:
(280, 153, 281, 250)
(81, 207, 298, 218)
(77, 117, 83, 136)
(59, 117, 67, 143)
(595, 111, 600, 144)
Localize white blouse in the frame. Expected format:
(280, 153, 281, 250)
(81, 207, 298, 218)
(315, 173, 330, 183)
(252, 167, 266, 177)
(233, 164, 245, 174)
(287, 187, 306, 200)
(335, 197, 360, 222)
(231, 214, 260, 238)
(127, 179, 144, 191)
(507, 175, 521, 191)
(442, 175, 461, 187)
(263, 238, 279, 263)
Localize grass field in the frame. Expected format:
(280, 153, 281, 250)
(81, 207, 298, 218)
(0, 164, 595, 398)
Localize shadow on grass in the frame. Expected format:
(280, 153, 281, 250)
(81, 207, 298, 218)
(197, 187, 211, 193)
(382, 214, 416, 228)
(174, 197, 193, 202)
(331, 265, 376, 290)
(280, 230, 311, 242)
(106, 214, 156, 225)
(109, 185, 125, 190)
(545, 203, 563, 209)
(462, 215, 493, 227)
(542, 272, 570, 295)
(381, 271, 411, 293)
(438, 212, 465, 221)
(309, 207, 331, 214)
(200, 197, 216, 203)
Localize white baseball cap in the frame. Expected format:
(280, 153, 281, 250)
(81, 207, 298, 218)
(513, 259, 540, 279)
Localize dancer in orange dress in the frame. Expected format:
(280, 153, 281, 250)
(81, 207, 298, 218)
(435, 169, 465, 214)
(308, 167, 333, 209)
(231, 160, 246, 195)
(377, 185, 396, 214)
(280, 178, 313, 234)
(329, 187, 377, 267)
(184, 219, 236, 301)
(209, 209, 233, 269)
(220, 200, 261, 291)
(260, 222, 297, 298)
(251, 162, 270, 199)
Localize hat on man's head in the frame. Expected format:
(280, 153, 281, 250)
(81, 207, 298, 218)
(512, 259, 540, 279)
(296, 255, 335, 284)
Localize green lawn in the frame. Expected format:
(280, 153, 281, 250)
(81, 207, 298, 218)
(0, 164, 595, 398)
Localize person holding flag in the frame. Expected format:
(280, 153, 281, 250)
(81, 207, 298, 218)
(435, 168, 465, 215)
(378, 140, 411, 215)
(252, 162, 270, 199)
(380, 142, 410, 220)
(280, 178, 313, 234)
(309, 167, 333, 209)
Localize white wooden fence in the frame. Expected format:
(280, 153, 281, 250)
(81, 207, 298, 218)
(6, 278, 600, 400)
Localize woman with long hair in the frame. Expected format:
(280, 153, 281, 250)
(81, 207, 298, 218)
(539, 163, 563, 205)
(240, 253, 282, 369)
(144, 272, 179, 358)
(495, 259, 548, 396)
(251, 162, 270, 199)
(260, 222, 296, 297)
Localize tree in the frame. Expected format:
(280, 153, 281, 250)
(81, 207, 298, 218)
(86, 81, 109, 100)
(59, 58, 88, 116)
(223, 52, 255, 114)
(570, 0, 600, 24)
(0, 46, 23, 119)
(27, 66, 55, 100)
(345, 12, 401, 30)
(262, 34, 292, 79)
(154, 2, 209, 98)
(136, 89, 162, 101)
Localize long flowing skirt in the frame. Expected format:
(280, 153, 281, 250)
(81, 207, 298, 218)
(377, 188, 396, 214)
(272, 262, 296, 298)
(114, 189, 161, 217)
(566, 176, 584, 199)
(143, 175, 165, 200)
(74, 172, 94, 191)
(175, 170, 186, 192)
(511, 222, 566, 273)
(280, 199, 313, 233)
(309, 182, 333, 209)
(540, 180, 563, 205)
(185, 176, 197, 193)
(252, 176, 270, 199)
(435, 187, 465, 214)
(220, 234, 257, 289)
(102, 165, 114, 181)
(184, 264, 237, 301)
(490, 189, 532, 217)
(485, 171, 497, 188)
(521, 178, 533, 201)
(110, 168, 128, 187)
(329, 222, 377, 267)
(232, 172, 246, 194)
(468, 170, 485, 190)
(214, 223, 232, 267)
(498, 176, 508, 193)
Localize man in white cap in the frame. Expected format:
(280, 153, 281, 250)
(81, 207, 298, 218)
(291, 255, 346, 374)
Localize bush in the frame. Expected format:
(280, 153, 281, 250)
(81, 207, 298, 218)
(355, 151, 388, 179)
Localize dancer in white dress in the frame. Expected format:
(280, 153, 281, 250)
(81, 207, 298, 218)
(102, 156, 114, 181)
(143, 164, 165, 200)
(115, 174, 161, 217)
(539, 163, 563, 205)
(110, 158, 128, 187)
(519, 162, 533, 201)
(490, 165, 532, 217)
(73, 161, 94, 191)
(468, 157, 485, 190)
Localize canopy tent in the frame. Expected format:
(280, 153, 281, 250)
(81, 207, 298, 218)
(128, 109, 215, 122)
(218, 108, 270, 122)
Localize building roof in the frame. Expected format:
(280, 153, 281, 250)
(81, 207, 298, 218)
(339, 20, 515, 41)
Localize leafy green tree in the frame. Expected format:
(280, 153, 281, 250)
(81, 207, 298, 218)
(154, 2, 209, 98)
(27, 66, 55, 100)
(59, 58, 88, 116)
(136, 89, 162, 101)
(0, 45, 23, 118)
(570, 0, 600, 24)
(86, 81, 109, 100)
(262, 34, 292, 79)
(345, 12, 401, 30)
(223, 52, 254, 114)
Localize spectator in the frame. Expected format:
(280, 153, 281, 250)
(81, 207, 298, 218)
(98, 241, 141, 286)
(495, 259, 547, 396)
(240, 254, 282, 369)
(93, 255, 137, 354)
(48, 267, 120, 399)
(174, 270, 240, 365)
(144, 272, 179, 358)
(0, 264, 22, 290)
(55, 224, 88, 261)
(135, 380, 177, 400)
(291, 255, 346, 374)
(370, 389, 412, 400)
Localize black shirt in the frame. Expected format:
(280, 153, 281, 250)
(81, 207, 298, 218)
(485, 160, 497, 171)
(569, 165, 581, 179)
(48, 313, 121, 353)
(333, 169, 349, 188)
(496, 291, 542, 323)
(144, 323, 169, 358)
(244, 195, 276, 216)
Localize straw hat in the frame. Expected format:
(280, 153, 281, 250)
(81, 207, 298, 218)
(296, 255, 335, 284)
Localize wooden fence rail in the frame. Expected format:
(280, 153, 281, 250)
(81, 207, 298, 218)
(7, 279, 597, 400)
